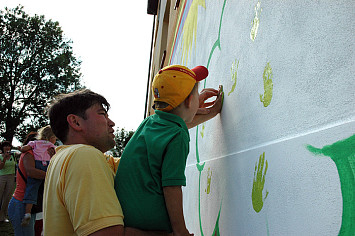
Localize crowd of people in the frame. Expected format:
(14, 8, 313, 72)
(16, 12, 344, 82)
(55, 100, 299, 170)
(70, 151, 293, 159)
(0, 64, 223, 236)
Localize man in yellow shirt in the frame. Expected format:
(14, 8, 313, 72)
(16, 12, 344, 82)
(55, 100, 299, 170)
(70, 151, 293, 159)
(44, 89, 125, 236)
(44, 89, 173, 236)
(44, 88, 222, 236)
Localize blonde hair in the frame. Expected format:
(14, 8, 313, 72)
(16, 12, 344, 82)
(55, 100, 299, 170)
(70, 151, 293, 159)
(37, 125, 56, 141)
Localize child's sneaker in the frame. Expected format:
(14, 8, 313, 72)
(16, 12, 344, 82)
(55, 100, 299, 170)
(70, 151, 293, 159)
(21, 213, 31, 226)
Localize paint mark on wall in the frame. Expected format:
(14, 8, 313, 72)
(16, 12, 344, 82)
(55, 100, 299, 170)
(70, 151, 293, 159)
(194, 1, 228, 235)
(252, 152, 269, 213)
(200, 123, 206, 138)
(181, 0, 206, 65)
(205, 0, 227, 73)
(250, 1, 262, 41)
(205, 167, 212, 194)
(260, 62, 273, 107)
(212, 204, 222, 236)
(228, 59, 239, 96)
(306, 134, 355, 235)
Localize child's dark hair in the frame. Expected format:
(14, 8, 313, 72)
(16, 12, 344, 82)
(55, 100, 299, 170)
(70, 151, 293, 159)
(47, 89, 110, 143)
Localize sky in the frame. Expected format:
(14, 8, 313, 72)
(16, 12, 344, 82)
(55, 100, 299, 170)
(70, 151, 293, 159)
(2, 0, 154, 132)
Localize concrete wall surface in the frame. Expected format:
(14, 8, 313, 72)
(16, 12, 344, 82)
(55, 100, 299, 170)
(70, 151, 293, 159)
(167, 0, 355, 235)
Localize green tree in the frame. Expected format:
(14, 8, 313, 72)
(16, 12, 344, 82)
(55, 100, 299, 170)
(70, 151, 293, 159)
(0, 5, 83, 143)
(110, 128, 135, 157)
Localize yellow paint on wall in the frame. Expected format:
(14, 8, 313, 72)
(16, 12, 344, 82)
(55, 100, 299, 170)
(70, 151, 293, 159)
(181, 0, 206, 65)
(250, 1, 262, 41)
(228, 59, 239, 96)
(260, 62, 273, 107)
(205, 167, 212, 194)
(200, 122, 206, 138)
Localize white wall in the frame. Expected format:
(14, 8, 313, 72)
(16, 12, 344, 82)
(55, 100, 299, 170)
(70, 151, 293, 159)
(170, 0, 355, 235)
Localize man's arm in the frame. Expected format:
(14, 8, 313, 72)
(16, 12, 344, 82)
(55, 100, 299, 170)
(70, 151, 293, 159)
(186, 86, 223, 129)
(89, 225, 124, 236)
(89, 224, 172, 236)
(124, 227, 172, 236)
(163, 186, 193, 236)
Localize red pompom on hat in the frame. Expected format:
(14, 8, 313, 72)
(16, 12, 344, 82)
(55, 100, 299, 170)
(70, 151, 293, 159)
(191, 66, 209, 82)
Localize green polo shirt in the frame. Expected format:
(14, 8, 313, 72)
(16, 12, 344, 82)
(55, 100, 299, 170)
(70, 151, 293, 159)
(114, 110, 190, 232)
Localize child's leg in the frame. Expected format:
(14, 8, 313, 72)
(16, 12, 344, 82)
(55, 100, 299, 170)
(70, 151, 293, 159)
(22, 161, 47, 226)
(23, 161, 47, 206)
(22, 177, 40, 226)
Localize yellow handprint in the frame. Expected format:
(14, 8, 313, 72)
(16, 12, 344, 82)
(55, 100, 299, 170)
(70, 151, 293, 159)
(260, 62, 273, 107)
(250, 1, 262, 41)
(252, 152, 269, 213)
(200, 123, 206, 138)
(228, 59, 239, 96)
(205, 167, 212, 194)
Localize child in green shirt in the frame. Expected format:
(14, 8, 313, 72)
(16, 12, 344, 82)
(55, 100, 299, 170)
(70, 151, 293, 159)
(115, 65, 219, 236)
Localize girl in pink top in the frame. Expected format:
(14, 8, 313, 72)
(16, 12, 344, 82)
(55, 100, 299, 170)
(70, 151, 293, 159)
(20, 125, 56, 226)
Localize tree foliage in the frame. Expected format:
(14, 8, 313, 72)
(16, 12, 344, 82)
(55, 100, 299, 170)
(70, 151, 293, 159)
(0, 5, 83, 143)
(110, 128, 135, 157)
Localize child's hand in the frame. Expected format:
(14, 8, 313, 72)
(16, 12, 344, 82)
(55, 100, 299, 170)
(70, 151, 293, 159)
(196, 87, 221, 115)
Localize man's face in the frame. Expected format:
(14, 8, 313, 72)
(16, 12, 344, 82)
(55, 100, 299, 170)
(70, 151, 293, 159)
(80, 103, 116, 152)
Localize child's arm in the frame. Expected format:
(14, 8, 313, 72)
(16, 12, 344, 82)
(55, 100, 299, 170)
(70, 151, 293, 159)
(20, 145, 32, 153)
(163, 186, 193, 236)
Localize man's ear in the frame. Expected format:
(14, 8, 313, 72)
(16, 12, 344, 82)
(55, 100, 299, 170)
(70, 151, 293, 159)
(67, 114, 82, 131)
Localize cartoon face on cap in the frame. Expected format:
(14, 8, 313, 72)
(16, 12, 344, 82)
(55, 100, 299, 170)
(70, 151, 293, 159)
(154, 88, 160, 98)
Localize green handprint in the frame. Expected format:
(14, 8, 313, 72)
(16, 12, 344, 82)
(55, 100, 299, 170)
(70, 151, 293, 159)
(228, 59, 239, 96)
(260, 62, 273, 107)
(252, 152, 269, 213)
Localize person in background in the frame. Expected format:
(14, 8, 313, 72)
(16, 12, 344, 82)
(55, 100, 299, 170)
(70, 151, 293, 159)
(8, 131, 54, 236)
(20, 126, 56, 226)
(0, 141, 16, 223)
(114, 65, 222, 236)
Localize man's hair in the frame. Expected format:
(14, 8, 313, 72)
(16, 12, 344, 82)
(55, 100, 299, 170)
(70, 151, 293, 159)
(37, 125, 55, 141)
(47, 89, 110, 143)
